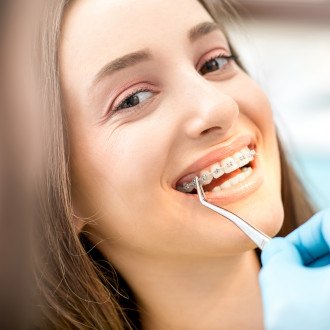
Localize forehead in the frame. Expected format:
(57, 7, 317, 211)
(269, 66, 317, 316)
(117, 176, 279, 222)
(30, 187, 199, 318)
(62, 0, 214, 49)
(60, 1, 219, 75)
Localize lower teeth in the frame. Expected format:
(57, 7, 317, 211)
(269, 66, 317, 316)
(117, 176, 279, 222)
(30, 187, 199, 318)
(210, 166, 253, 193)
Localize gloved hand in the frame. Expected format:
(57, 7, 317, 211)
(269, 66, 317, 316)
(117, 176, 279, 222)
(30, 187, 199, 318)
(259, 209, 330, 330)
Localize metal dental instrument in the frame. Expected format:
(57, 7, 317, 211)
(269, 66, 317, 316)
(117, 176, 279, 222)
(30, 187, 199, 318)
(194, 177, 271, 250)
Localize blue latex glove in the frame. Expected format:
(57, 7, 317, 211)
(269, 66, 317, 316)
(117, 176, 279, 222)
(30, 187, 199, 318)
(259, 209, 330, 330)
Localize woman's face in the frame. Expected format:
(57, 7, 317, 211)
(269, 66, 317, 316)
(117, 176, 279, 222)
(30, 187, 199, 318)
(60, 0, 283, 260)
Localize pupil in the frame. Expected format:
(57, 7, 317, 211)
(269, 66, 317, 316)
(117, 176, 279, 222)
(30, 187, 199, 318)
(123, 95, 139, 108)
(206, 60, 219, 71)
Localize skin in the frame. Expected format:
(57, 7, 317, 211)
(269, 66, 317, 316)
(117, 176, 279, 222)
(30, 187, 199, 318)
(60, 0, 284, 328)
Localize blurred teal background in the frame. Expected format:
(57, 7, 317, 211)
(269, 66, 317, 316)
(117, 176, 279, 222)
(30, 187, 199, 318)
(228, 1, 330, 210)
(297, 153, 330, 209)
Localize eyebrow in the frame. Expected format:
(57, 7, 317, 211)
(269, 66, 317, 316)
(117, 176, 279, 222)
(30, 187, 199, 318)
(92, 21, 222, 87)
(188, 21, 222, 43)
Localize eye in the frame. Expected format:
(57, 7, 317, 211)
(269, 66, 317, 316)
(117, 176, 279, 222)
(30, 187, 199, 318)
(199, 54, 236, 75)
(114, 88, 154, 112)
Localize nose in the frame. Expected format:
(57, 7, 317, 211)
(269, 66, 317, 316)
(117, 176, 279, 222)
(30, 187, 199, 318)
(179, 73, 239, 140)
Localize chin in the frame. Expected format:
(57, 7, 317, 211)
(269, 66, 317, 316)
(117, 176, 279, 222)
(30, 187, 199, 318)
(194, 198, 284, 256)
(229, 206, 284, 254)
(235, 194, 284, 240)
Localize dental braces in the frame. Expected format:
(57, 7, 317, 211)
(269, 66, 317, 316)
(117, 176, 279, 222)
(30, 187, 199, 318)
(177, 149, 257, 193)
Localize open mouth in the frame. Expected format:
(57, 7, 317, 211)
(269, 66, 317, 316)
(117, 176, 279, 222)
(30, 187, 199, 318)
(175, 145, 256, 195)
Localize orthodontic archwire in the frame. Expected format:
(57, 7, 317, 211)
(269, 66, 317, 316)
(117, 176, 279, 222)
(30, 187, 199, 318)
(177, 148, 260, 193)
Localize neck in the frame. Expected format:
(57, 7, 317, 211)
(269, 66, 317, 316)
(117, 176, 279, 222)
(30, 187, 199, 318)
(110, 249, 263, 330)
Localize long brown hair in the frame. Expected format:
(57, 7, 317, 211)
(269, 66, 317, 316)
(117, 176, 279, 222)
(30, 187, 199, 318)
(34, 0, 314, 329)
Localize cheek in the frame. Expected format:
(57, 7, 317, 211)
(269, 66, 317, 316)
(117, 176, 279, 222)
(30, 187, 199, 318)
(70, 115, 172, 228)
(104, 123, 167, 198)
(231, 77, 280, 176)
(234, 77, 276, 135)
(230, 76, 283, 234)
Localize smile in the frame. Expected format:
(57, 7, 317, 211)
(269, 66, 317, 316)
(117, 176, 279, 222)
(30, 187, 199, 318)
(176, 147, 256, 194)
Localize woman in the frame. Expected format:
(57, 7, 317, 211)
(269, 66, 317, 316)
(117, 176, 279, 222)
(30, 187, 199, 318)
(35, 0, 314, 329)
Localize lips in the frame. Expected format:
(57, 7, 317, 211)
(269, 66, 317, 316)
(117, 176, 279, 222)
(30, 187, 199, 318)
(173, 134, 256, 189)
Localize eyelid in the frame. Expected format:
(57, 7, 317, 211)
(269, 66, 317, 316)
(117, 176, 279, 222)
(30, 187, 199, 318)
(110, 82, 157, 110)
(197, 48, 231, 71)
(113, 87, 151, 111)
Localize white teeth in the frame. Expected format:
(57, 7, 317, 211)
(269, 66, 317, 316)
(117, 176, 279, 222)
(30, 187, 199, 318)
(210, 163, 224, 179)
(221, 157, 239, 174)
(212, 185, 221, 193)
(236, 172, 246, 183)
(214, 167, 253, 192)
(229, 175, 240, 185)
(220, 181, 231, 190)
(233, 152, 244, 167)
(233, 151, 250, 167)
(229, 171, 248, 185)
(200, 171, 213, 185)
(244, 167, 252, 178)
(242, 147, 253, 162)
(183, 182, 194, 193)
(176, 147, 256, 193)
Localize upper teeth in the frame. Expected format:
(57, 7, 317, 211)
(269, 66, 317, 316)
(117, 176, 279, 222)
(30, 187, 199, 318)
(177, 147, 256, 193)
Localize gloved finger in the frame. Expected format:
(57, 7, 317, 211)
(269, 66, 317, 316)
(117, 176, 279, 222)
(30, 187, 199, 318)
(261, 237, 303, 267)
(286, 209, 330, 265)
(308, 253, 330, 268)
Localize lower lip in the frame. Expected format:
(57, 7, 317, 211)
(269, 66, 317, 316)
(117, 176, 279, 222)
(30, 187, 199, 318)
(178, 154, 264, 205)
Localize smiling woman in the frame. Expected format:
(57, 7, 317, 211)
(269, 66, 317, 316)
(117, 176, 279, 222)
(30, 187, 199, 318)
(35, 0, 314, 329)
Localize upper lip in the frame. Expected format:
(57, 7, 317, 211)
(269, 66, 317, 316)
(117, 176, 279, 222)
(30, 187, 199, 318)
(174, 134, 256, 187)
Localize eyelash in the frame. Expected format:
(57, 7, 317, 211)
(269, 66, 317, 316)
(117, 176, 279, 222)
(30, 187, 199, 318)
(200, 53, 236, 74)
(113, 87, 152, 112)
(112, 52, 237, 113)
